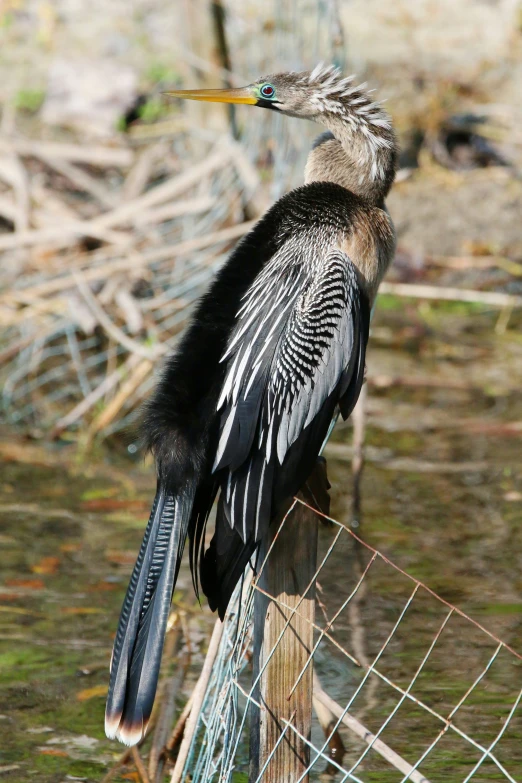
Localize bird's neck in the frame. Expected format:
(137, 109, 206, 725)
(304, 115, 396, 205)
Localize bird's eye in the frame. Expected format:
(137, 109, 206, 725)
(260, 84, 275, 99)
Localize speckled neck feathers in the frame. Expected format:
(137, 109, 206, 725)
(302, 65, 397, 204)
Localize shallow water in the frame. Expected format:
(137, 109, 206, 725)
(1, 299, 521, 782)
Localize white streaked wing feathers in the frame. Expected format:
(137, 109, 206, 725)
(215, 246, 361, 536)
(273, 254, 356, 461)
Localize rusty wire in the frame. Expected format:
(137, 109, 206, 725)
(182, 497, 522, 782)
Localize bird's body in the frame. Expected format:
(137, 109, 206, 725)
(105, 65, 397, 746)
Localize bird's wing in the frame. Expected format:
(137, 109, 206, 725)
(212, 246, 369, 546)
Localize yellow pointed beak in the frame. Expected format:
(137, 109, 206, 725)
(164, 87, 257, 105)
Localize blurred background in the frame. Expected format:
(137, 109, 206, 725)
(1, 1, 522, 781)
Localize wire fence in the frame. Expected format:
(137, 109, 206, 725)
(182, 498, 522, 782)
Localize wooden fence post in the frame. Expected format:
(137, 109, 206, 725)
(250, 460, 329, 782)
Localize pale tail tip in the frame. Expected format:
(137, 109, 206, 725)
(104, 712, 122, 741)
(105, 712, 146, 747)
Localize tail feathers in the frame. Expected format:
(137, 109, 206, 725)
(105, 485, 194, 746)
(201, 494, 258, 620)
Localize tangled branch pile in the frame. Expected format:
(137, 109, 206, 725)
(0, 128, 262, 440)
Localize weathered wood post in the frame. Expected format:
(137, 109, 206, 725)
(250, 460, 330, 782)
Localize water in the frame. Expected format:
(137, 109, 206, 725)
(0, 298, 521, 781)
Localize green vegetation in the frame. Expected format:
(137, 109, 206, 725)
(145, 61, 180, 86)
(14, 88, 45, 113)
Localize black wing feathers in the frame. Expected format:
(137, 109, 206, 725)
(201, 493, 259, 615)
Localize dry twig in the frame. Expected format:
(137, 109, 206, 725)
(72, 270, 165, 360)
(379, 281, 522, 308)
(2, 220, 255, 304)
(170, 619, 224, 783)
(0, 138, 134, 167)
(165, 693, 194, 757)
(313, 680, 432, 783)
(41, 156, 118, 209)
(131, 747, 151, 783)
(148, 616, 191, 783)
(51, 354, 142, 436)
(88, 358, 153, 437)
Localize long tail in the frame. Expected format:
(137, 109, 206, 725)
(105, 483, 194, 746)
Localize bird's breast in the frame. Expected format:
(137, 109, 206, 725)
(337, 205, 395, 303)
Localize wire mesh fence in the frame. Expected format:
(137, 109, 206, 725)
(182, 498, 522, 782)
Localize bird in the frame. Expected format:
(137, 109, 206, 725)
(105, 64, 397, 746)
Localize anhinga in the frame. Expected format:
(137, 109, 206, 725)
(105, 65, 397, 746)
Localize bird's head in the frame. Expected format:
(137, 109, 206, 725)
(165, 71, 303, 114)
(166, 64, 390, 130)
(167, 65, 396, 202)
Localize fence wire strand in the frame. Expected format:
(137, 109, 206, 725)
(182, 497, 522, 782)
